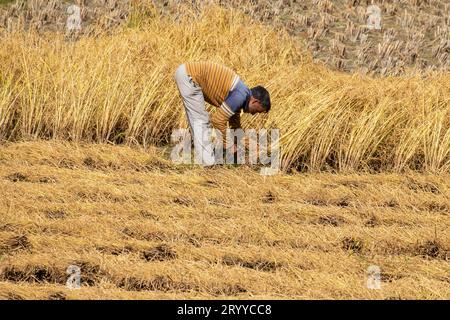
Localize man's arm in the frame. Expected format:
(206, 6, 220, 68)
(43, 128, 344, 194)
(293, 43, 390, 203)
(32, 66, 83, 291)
(228, 112, 251, 151)
(210, 108, 232, 150)
(211, 109, 255, 155)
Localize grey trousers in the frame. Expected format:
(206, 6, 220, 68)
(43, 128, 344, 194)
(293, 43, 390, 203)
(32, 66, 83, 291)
(173, 64, 216, 166)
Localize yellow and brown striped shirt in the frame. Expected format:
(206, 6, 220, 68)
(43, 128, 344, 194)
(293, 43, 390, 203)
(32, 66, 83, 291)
(185, 61, 239, 108)
(185, 61, 249, 149)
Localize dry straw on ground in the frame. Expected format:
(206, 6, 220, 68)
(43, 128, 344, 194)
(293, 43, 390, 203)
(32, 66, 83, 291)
(0, 2, 449, 300)
(0, 140, 448, 299)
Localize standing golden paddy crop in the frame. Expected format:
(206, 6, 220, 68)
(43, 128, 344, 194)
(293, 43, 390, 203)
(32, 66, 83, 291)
(0, 4, 448, 173)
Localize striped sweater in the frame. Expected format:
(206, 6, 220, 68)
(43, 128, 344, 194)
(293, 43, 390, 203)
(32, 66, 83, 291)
(185, 61, 251, 149)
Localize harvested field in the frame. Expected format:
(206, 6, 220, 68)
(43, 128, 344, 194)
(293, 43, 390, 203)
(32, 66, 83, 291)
(0, 141, 448, 299)
(0, 1, 448, 300)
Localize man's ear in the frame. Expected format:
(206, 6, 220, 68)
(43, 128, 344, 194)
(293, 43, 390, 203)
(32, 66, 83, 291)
(257, 100, 266, 111)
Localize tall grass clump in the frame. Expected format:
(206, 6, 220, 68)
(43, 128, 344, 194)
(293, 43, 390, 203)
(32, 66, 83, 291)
(0, 3, 448, 173)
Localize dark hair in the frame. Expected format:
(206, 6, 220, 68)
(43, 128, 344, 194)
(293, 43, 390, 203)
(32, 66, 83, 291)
(251, 86, 271, 112)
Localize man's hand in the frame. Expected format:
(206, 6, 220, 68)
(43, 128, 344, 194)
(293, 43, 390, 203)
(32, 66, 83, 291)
(225, 144, 237, 155)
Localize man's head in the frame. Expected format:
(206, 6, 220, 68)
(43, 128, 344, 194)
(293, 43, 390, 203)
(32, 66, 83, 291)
(245, 86, 271, 115)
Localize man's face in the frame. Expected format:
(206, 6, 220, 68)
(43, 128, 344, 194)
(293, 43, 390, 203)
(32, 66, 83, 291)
(246, 96, 267, 115)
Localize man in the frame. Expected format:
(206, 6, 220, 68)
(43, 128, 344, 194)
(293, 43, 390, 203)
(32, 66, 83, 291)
(173, 61, 271, 166)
